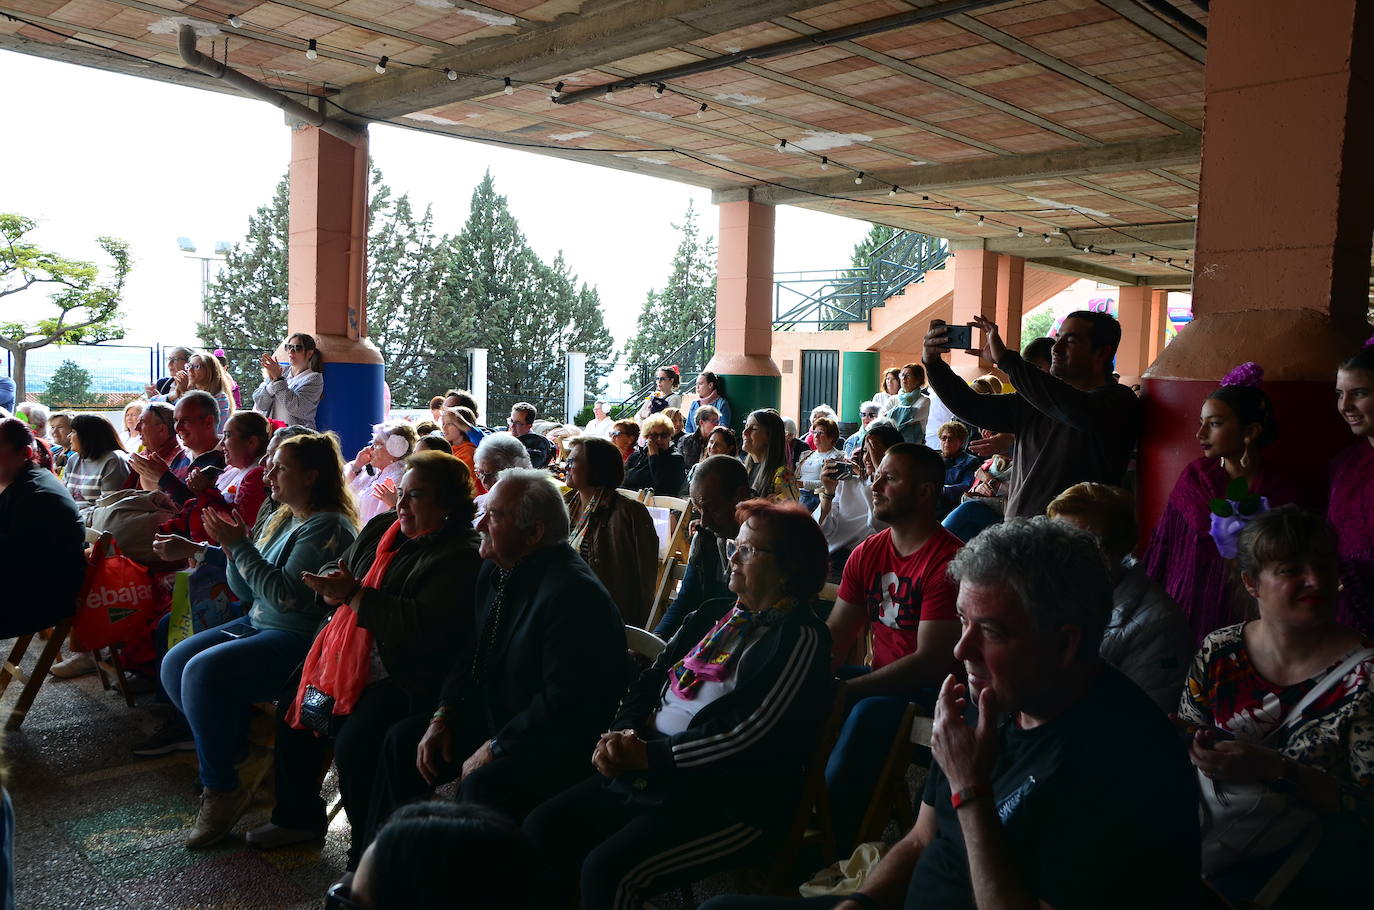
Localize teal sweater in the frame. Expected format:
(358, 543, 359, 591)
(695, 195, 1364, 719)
(226, 511, 357, 637)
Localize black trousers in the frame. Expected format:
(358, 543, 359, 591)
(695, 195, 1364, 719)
(699, 898, 850, 910)
(523, 775, 776, 910)
(271, 678, 432, 865)
(359, 710, 595, 869)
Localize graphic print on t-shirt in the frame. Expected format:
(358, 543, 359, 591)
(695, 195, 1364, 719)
(870, 571, 924, 629)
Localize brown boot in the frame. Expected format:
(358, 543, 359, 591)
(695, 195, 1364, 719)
(186, 785, 252, 849)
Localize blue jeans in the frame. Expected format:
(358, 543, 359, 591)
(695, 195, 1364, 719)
(942, 500, 1002, 542)
(161, 618, 311, 792)
(824, 692, 915, 856)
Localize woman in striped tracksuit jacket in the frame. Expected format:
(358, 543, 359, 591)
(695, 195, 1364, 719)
(524, 499, 834, 910)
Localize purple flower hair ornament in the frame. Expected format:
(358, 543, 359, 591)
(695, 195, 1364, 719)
(1220, 361, 1264, 389)
(1208, 476, 1269, 559)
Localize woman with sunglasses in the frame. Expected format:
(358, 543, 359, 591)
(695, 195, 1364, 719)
(252, 333, 324, 430)
(523, 499, 833, 908)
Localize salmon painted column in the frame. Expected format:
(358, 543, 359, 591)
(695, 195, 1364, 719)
(1115, 285, 1154, 388)
(1148, 291, 1170, 365)
(1139, 0, 1374, 540)
(706, 199, 779, 430)
(287, 124, 384, 455)
(949, 248, 1024, 381)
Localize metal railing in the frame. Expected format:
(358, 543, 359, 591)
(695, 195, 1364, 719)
(612, 231, 948, 417)
(773, 231, 948, 331)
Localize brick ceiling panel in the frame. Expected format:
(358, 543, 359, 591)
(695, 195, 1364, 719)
(10, 0, 67, 16)
(856, 20, 982, 59)
(50, 0, 116, 29)
(690, 21, 803, 55)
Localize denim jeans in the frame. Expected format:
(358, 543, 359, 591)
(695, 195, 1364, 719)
(160, 618, 311, 792)
(941, 499, 1002, 542)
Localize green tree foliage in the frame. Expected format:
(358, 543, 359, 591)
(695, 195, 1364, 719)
(199, 169, 613, 418)
(0, 213, 129, 402)
(848, 222, 898, 271)
(1022, 307, 1057, 343)
(623, 201, 717, 386)
(449, 174, 615, 421)
(40, 359, 94, 407)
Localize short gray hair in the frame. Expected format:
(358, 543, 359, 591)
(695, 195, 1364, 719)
(475, 433, 532, 475)
(17, 402, 49, 434)
(948, 517, 1112, 659)
(860, 400, 880, 417)
(695, 405, 720, 425)
(494, 468, 569, 545)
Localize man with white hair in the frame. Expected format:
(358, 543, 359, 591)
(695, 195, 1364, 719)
(472, 433, 532, 519)
(357, 469, 626, 862)
(583, 401, 615, 438)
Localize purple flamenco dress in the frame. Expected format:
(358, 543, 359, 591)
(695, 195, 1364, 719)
(1330, 442, 1374, 637)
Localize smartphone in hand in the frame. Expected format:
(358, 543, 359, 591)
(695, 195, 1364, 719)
(944, 323, 976, 351)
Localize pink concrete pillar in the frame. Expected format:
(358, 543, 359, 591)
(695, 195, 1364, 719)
(950, 249, 999, 380)
(996, 254, 1025, 356)
(1115, 286, 1154, 388)
(1140, 0, 1374, 543)
(288, 124, 384, 451)
(1148, 291, 1170, 363)
(706, 200, 780, 425)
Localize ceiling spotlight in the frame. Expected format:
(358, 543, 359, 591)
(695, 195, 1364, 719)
(375, 56, 388, 75)
(305, 39, 317, 61)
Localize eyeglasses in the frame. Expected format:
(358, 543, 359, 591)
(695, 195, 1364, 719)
(644, 431, 671, 440)
(284, 343, 307, 353)
(726, 540, 772, 563)
(188, 363, 204, 371)
(324, 882, 364, 910)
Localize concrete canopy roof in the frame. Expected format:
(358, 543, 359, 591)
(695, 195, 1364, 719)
(1, 0, 1215, 287)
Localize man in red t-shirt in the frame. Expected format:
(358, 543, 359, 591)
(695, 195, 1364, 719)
(825, 442, 963, 853)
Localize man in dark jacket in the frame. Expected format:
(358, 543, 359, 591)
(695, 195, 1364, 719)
(359, 468, 625, 858)
(923, 312, 1141, 519)
(507, 402, 555, 468)
(0, 417, 85, 637)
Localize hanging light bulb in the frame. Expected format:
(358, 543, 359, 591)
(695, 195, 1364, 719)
(819, 156, 829, 170)
(952, 207, 963, 218)
(227, 14, 241, 28)
(854, 172, 864, 185)
(375, 56, 388, 75)
(654, 82, 665, 98)
(696, 103, 707, 118)
(1016, 227, 1025, 238)
(1042, 233, 1052, 244)
(976, 215, 985, 227)
(775, 138, 787, 152)
(1083, 244, 1093, 253)
(1130, 252, 1137, 262)
(503, 77, 514, 95)
(444, 67, 457, 81)
(550, 81, 564, 101)
(889, 186, 898, 197)
(604, 85, 614, 101)
(305, 39, 317, 61)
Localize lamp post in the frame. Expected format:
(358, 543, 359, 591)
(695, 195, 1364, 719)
(176, 237, 232, 325)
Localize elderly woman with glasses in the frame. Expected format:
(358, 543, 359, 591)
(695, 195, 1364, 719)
(252, 333, 324, 430)
(563, 436, 659, 626)
(624, 413, 685, 496)
(523, 499, 833, 908)
(346, 421, 419, 523)
(248, 451, 483, 868)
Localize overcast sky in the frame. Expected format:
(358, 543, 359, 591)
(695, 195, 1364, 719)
(0, 50, 872, 353)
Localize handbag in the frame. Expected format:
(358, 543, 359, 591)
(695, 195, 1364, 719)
(86, 488, 177, 564)
(297, 684, 343, 737)
(1199, 646, 1374, 874)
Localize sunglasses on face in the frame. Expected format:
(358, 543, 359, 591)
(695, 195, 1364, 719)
(284, 343, 307, 353)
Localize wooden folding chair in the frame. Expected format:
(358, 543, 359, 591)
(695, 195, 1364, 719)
(616, 487, 650, 504)
(644, 494, 692, 563)
(93, 645, 136, 708)
(625, 625, 668, 662)
(0, 617, 73, 731)
(644, 557, 688, 633)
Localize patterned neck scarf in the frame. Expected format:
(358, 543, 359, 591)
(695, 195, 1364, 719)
(569, 489, 605, 555)
(668, 597, 794, 699)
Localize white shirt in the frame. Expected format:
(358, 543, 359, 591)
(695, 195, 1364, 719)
(583, 416, 615, 438)
(653, 635, 761, 735)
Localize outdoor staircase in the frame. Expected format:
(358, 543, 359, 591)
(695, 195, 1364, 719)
(613, 230, 948, 417)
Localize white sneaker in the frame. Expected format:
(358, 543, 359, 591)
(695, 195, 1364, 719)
(49, 651, 97, 678)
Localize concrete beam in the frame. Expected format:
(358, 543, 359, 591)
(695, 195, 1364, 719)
(0, 30, 237, 98)
(1031, 256, 1193, 289)
(335, 0, 827, 120)
(716, 136, 1201, 207)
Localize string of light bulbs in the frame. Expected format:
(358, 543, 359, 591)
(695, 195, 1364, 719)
(2, 8, 1192, 275)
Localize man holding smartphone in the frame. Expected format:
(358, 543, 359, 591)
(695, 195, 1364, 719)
(921, 312, 1140, 519)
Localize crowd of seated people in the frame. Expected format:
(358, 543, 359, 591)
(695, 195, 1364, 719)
(6, 316, 1373, 910)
